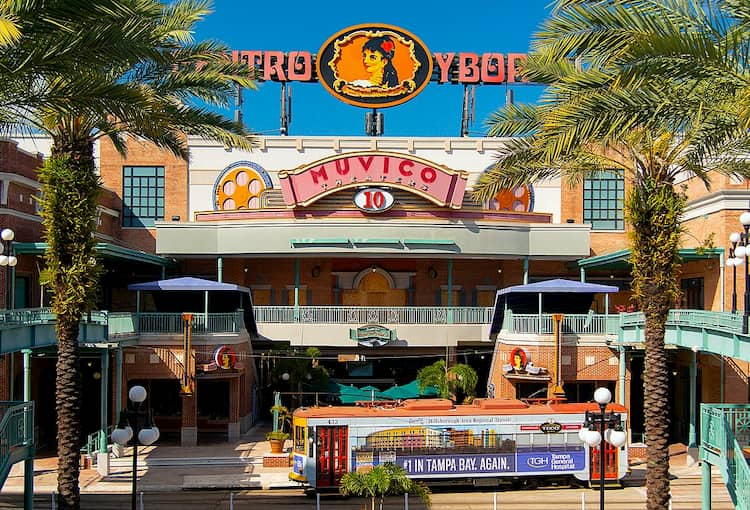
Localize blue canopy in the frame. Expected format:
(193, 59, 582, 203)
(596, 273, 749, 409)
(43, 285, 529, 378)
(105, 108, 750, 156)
(127, 276, 256, 334)
(496, 278, 619, 296)
(128, 276, 251, 293)
(490, 278, 619, 336)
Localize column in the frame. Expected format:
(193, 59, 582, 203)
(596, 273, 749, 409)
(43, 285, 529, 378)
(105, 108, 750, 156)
(181, 388, 198, 447)
(228, 377, 240, 442)
(22, 349, 33, 510)
(687, 349, 699, 466)
(217, 256, 223, 283)
(97, 350, 110, 475)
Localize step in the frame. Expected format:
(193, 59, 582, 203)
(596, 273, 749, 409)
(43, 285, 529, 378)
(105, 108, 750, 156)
(109, 456, 263, 468)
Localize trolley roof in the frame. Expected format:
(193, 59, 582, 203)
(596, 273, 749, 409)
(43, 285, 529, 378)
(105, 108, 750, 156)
(293, 398, 627, 419)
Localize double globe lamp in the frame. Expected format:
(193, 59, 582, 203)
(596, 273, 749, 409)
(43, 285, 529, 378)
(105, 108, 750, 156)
(578, 387, 627, 510)
(111, 385, 160, 510)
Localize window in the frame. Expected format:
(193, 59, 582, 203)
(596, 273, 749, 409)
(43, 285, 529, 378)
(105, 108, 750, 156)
(583, 170, 624, 230)
(122, 166, 165, 227)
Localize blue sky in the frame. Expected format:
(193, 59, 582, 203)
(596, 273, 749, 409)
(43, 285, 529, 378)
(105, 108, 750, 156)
(194, 1, 552, 137)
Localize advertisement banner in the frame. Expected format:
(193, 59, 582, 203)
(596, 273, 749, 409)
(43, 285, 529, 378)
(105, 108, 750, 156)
(516, 449, 585, 473)
(351, 448, 586, 477)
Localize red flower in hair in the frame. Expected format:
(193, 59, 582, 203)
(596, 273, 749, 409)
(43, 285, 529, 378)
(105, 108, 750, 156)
(381, 40, 394, 53)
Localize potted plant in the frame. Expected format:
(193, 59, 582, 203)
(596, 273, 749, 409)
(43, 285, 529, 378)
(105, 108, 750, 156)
(267, 404, 290, 454)
(266, 429, 289, 454)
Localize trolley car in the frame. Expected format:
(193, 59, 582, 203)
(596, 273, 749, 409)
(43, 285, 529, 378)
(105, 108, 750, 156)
(289, 398, 628, 491)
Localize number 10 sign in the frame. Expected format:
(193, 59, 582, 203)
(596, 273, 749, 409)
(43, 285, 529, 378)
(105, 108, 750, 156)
(353, 187, 395, 213)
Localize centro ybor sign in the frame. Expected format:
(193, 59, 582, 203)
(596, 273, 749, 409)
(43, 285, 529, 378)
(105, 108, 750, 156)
(279, 152, 468, 208)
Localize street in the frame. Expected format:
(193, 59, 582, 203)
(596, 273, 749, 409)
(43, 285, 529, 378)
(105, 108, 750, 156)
(0, 478, 735, 510)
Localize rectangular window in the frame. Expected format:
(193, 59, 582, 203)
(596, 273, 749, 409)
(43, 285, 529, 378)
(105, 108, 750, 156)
(583, 170, 624, 230)
(122, 166, 165, 227)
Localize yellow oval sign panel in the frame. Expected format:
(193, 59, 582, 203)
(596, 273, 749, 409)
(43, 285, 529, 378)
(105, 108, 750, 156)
(316, 24, 433, 109)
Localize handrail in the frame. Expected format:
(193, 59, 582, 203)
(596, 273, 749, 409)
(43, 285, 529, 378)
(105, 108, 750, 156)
(136, 311, 243, 334)
(0, 401, 34, 489)
(254, 306, 494, 324)
(701, 404, 750, 509)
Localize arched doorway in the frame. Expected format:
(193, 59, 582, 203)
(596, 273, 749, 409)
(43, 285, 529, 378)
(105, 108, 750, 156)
(342, 269, 406, 306)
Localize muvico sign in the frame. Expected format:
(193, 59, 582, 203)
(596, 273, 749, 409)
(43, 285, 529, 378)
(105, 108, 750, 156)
(278, 152, 468, 208)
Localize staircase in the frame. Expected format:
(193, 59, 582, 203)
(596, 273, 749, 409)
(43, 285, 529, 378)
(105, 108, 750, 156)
(0, 401, 34, 489)
(701, 404, 750, 509)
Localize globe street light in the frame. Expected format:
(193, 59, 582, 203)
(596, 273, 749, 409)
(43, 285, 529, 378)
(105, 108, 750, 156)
(111, 385, 160, 510)
(0, 228, 17, 309)
(728, 232, 744, 313)
(581, 387, 627, 510)
(734, 210, 750, 333)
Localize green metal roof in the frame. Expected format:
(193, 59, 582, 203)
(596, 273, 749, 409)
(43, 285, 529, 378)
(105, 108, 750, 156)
(13, 242, 172, 267)
(578, 247, 725, 270)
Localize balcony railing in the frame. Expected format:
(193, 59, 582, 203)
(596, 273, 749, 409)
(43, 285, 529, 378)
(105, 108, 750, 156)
(135, 312, 244, 334)
(253, 306, 495, 324)
(502, 311, 615, 336)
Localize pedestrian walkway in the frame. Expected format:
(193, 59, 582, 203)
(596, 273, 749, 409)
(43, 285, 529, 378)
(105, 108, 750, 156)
(1, 421, 300, 495)
(0, 434, 711, 496)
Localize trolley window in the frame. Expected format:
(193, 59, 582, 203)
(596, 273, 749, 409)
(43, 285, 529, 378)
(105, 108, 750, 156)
(294, 424, 305, 452)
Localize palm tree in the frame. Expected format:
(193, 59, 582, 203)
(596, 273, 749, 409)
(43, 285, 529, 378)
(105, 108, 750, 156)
(416, 360, 478, 402)
(8, 1, 257, 508)
(472, 2, 749, 509)
(340, 463, 431, 510)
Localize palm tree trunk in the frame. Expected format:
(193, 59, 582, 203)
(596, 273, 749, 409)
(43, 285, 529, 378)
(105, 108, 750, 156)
(627, 176, 683, 510)
(55, 313, 81, 509)
(42, 139, 102, 510)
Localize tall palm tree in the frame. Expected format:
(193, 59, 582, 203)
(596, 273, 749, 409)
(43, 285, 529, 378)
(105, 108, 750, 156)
(473, 2, 749, 509)
(9, 1, 256, 508)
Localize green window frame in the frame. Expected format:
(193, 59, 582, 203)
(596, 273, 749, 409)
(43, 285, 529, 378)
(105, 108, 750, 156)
(583, 170, 624, 230)
(122, 166, 165, 227)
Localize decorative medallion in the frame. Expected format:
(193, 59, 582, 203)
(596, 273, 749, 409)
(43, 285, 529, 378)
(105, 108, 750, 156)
(214, 161, 273, 211)
(316, 24, 433, 108)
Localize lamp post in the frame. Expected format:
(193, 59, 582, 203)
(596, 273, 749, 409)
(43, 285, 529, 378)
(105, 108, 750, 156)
(0, 228, 17, 309)
(730, 208, 750, 333)
(111, 385, 160, 510)
(728, 232, 743, 313)
(579, 387, 627, 510)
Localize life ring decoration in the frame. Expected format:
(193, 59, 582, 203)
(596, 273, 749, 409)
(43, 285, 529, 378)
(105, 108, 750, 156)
(214, 345, 237, 370)
(508, 347, 528, 373)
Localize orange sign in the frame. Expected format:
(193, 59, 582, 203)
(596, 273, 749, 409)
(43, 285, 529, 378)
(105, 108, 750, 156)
(316, 24, 433, 109)
(509, 347, 528, 373)
(214, 345, 237, 370)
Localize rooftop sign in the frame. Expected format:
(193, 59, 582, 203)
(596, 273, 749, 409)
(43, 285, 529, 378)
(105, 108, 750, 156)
(230, 24, 528, 108)
(315, 24, 432, 108)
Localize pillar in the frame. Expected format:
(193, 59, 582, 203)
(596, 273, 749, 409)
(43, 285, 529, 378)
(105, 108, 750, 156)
(97, 349, 110, 476)
(22, 349, 33, 510)
(217, 256, 223, 283)
(228, 377, 240, 442)
(687, 349, 699, 466)
(181, 389, 198, 447)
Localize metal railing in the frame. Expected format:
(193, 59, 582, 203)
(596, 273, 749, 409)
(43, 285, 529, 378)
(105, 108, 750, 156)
(135, 311, 243, 334)
(502, 311, 614, 335)
(0, 401, 34, 488)
(701, 404, 750, 510)
(254, 306, 494, 324)
(0, 308, 107, 327)
(620, 310, 744, 335)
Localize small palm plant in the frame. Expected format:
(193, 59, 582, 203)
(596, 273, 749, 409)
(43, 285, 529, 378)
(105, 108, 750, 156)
(416, 360, 477, 402)
(340, 463, 431, 510)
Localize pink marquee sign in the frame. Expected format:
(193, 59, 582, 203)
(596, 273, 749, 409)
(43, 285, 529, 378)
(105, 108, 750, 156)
(278, 152, 468, 208)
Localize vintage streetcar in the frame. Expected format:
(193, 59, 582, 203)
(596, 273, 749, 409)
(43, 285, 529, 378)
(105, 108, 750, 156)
(289, 397, 628, 491)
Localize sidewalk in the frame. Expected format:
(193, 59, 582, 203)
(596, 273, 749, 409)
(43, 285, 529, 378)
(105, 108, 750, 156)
(1, 436, 708, 495)
(1, 422, 301, 494)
